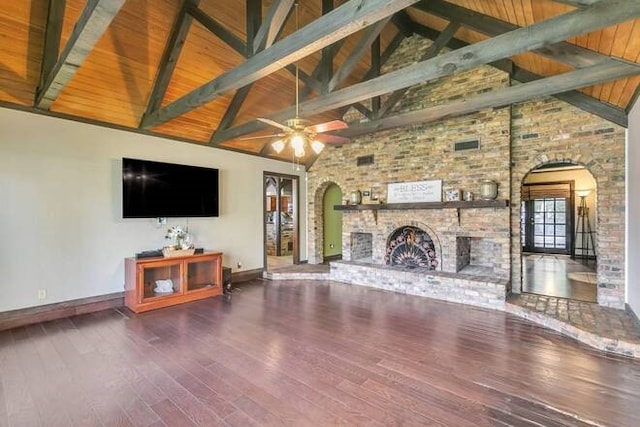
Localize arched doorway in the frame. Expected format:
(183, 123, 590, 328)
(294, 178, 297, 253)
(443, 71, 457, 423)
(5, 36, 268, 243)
(322, 183, 342, 263)
(520, 162, 597, 302)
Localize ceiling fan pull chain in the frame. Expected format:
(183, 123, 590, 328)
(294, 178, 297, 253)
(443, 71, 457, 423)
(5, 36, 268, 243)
(295, 1, 299, 118)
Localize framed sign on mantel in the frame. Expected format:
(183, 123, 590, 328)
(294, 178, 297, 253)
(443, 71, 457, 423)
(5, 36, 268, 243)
(387, 180, 442, 204)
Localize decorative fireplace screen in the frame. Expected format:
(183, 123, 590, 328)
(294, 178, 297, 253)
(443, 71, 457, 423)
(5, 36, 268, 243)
(385, 226, 438, 269)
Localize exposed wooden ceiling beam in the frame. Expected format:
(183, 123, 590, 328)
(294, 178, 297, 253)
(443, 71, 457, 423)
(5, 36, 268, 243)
(38, 0, 66, 97)
(512, 67, 628, 127)
(391, 10, 415, 37)
(295, 0, 640, 116)
(211, 0, 262, 138)
(414, 22, 628, 127)
(328, 17, 391, 92)
(552, 0, 599, 7)
(377, 20, 460, 118)
(319, 0, 336, 92)
(332, 61, 639, 139)
(214, 31, 407, 145)
(141, 0, 198, 123)
(245, 0, 262, 56)
(415, 0, 634, 70)
(216, 0, 640, 142)
(35, 0, 126, 109)
(140, 0, 421, 128)
(188, 5, 245, 55)
(370, 35, 381, 116)
(253, 0, 295, 52)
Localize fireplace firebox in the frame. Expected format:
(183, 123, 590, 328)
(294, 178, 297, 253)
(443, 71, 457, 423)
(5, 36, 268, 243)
(385, 226, 438, 269)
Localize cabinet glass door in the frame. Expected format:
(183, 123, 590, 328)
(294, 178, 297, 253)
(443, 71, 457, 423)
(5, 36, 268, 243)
(141, 262, 181, 301)
(186, 258, 219, 292)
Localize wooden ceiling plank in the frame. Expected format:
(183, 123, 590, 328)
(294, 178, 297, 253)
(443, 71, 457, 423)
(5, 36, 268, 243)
(193, 6, 325, 102)
(218, 0, 640, 143)
(141, 0, 198, 123)
(335, 60, 637, 138)
(35, 0, 126, 109)
(513, 0, 527, 27)
(293, 0, 640, 120)
(253, 0, 295, 52)
(214, 31, 406, 145)
(188, 5, 246, 56)
(209, 0, 266, 146)
(328, 17, 391, 92)
(415, 0, 626, 69)
(401, 22, 627, 126)
(377, 21, 460, 118)
(617, 74, 640, 108)
(190, 2, 320, 104)
(38, 0, 66, 100)
(626, 74, 640, 112)
(140, 0, 421, 129)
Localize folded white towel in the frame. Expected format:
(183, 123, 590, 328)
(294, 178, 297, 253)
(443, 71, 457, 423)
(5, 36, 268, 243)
(154, 279, 174, 293)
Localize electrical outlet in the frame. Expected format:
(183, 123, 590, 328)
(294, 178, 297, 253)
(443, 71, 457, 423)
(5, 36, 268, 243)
(156, 217, 167, 227)
(237, 261, 242, 269)
(38, 289, 46, 300)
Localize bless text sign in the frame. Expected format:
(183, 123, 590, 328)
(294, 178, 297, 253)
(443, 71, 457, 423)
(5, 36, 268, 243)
(387, 180, 442, 203)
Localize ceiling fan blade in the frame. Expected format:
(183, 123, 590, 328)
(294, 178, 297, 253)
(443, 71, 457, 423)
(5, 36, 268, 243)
(238, 133, 286, 140)
(306, 120, 348, 134)
(315, 134, 350, 145)
(257, 117, 292, 132)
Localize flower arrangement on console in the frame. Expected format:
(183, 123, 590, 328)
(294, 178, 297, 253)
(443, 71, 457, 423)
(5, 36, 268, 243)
(165, 225, 193, 250)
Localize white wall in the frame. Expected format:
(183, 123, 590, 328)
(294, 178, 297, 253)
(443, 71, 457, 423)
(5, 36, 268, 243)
(629, 102, 640, 316)
(0, 107, 306, 311)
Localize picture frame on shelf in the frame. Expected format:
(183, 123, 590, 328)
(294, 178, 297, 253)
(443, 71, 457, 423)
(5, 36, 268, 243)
(444, 189, 462, 201)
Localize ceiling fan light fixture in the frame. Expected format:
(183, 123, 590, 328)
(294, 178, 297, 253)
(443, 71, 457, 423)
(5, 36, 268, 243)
(290, 133, 305, 152)
(272, 139, 285, 153)
(311, 140, 325, 154)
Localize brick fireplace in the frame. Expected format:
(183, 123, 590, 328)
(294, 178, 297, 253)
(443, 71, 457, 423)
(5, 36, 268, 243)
(327, 207, 511, 310)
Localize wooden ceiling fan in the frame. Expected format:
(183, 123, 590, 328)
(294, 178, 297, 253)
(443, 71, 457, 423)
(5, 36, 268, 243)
(241, 2, 350, 156)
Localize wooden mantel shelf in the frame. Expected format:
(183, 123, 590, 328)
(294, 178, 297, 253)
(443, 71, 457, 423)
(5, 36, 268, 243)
(334, 199, 509, 211)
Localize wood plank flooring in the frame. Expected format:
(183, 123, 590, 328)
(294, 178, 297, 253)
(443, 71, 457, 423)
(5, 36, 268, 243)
(523, 254, 597, 302)
(1, 279, 640, 426)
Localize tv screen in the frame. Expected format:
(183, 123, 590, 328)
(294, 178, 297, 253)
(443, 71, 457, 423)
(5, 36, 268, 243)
(122, 158, 219, 218)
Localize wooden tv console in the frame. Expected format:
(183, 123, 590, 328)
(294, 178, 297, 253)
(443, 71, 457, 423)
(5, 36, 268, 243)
(124, 251, 223, 313)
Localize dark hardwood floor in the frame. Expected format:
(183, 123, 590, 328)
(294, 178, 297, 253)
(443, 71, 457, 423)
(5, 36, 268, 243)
(1, 280, 639, 426)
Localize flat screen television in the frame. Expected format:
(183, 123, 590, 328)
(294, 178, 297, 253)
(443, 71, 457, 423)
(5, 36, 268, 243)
(122, 157, 219, 218)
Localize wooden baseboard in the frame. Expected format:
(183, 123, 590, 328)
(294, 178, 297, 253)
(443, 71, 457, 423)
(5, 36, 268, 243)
(1, 270, 264, 330)
(0, 292, 124, 331)
(232, 268, 263, 283)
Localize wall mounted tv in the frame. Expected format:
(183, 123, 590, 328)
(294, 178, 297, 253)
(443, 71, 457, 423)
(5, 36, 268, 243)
(122, 157, 219, 218)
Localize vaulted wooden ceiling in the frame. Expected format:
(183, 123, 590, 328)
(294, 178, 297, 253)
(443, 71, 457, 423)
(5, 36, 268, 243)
(2, 0, 640, 166)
